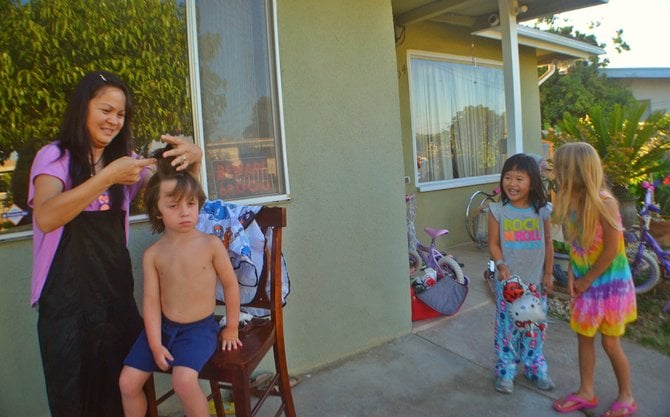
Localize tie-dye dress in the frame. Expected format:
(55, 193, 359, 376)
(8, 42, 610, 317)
(568, 212, 637, 337)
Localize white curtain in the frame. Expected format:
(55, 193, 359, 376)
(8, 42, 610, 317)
(410, 57, 506, 183)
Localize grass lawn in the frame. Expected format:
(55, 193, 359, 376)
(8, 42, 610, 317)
(625, 280, 670, 356)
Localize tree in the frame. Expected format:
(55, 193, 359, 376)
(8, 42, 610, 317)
(0, 0, 193, 164)
(533, 16, 636, 127)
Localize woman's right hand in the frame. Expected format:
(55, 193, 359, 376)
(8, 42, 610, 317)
(102, 156, 156, 186)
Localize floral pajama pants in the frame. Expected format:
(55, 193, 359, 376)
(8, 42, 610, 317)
(493, 280, 549, 383)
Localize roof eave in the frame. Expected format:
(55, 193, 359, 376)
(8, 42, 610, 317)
(472, 25, 605, 64)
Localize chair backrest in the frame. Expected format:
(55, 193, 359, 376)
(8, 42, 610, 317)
(235, 206, 286, 316)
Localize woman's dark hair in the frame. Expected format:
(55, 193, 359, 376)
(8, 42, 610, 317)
(499, 153, 548, 213)
(144, 145, 206, 234)
(56, 70, 133, 210)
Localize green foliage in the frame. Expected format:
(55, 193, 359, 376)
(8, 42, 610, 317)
(545, 103, 670, 198)
(540, 61, 636, 128)
(534, 15, 635, 127)
(0, 0, 192, 163)
(654, 188, 670, 218)
(534, 16, 600, 47)
(552, 239, 569, 254)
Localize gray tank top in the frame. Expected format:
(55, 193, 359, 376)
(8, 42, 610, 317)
(490, 201, 552, 286)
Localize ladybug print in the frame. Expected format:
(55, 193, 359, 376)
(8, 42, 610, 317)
(503, 281, 524, 303)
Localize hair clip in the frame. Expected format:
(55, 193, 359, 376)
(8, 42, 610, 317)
(99, 74, 107, 82)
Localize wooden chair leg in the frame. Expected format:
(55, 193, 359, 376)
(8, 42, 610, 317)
(209, 380, 226, 417)
(143, 374, 159, 417)
(274, 348, 297, 417)
(230, 373, 254, 417)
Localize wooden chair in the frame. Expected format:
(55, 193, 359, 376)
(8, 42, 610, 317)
(144, 206, 296, 417)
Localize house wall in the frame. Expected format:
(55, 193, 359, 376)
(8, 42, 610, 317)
(276, 0, 410, 372)
(395, 21, 543, 251)
(0, 0, 410, 415)
(612, 78, 670, 114)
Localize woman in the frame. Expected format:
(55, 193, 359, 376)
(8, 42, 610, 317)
(28, 70, 202, 417)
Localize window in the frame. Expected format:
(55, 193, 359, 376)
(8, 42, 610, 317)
(408, 51, 507, 190)
(0, 0, 287, 239)
(190, 0, 288, 204)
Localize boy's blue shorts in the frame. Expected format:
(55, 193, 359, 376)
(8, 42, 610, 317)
(124, 314, 219, 372)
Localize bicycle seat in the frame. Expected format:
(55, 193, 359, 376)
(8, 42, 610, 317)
(424, 227, 449, 239)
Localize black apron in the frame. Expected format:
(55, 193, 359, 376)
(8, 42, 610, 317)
(38, 209, 143, 417)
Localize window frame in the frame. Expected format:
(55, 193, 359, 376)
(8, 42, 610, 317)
(186, 0, 290, 205)
(407, 50, 510, 192)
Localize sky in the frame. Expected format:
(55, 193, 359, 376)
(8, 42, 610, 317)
(547, 0, 670, 68)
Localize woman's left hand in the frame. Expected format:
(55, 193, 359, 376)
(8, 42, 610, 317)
(160, 134, 203, 173)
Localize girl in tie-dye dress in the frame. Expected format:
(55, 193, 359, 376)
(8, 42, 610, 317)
(551, 142, 638, 417)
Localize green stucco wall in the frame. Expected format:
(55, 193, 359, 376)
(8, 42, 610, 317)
(0, 1, 410, 415)
(276, 0, 409, 370)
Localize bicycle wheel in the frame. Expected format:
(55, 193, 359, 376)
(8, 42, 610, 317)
(409, 249, 422, 276)
(465, 191, 495, 248)
(465, 191, 484, 243)
(474, 206, 490, 248)
(626, 245, 661, 294)
(552, 263, 568, 287)
(437, 256, 466, 284)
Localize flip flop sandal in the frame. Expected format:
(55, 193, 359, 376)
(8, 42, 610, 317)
(553, 393, 599, 413)
(601, 400, 638, 417)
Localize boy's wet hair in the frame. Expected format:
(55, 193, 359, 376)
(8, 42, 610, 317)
(144, 144, 206, 233)
(499, 153, 548, 213)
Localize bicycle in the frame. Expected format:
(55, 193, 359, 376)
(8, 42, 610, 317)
(626, 180, 670, 306)
(405, 194, 465, 286)
(465, 187, 500, 248)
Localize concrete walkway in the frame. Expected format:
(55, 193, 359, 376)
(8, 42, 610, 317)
(281, 242, 670, 417)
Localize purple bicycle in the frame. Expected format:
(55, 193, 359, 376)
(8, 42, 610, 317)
(626, 180, 670, 312)
(406, 194, 465, 285)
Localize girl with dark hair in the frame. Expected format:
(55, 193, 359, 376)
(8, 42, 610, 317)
(28, 70, 202, 417)
(488, 153, 555, 394)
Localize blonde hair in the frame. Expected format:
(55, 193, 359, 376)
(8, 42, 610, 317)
(552, 142, 620, 247)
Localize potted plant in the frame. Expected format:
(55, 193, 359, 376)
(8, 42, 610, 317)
(545, 102, 670, 229)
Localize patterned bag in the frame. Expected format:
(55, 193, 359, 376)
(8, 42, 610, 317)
(197, 200, 290, 317)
